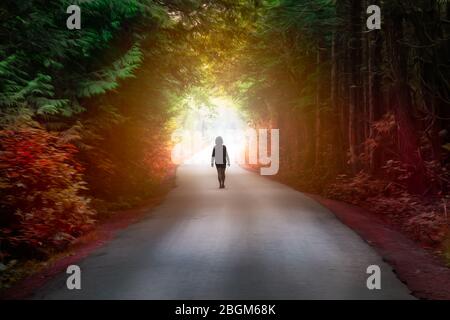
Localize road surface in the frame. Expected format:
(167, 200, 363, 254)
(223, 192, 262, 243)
(32, 165, 413, 299)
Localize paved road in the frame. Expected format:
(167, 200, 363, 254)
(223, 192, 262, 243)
(32, 165, 413, 299)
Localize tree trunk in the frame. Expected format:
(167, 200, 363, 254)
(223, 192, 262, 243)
(330, 30, 345, 172)
(349, 85, 358, 173)
(388, 13, 427, 193)
(368, 1, 383, 173)
(347, 0, 362, 173)
(315, 49, 321, 168)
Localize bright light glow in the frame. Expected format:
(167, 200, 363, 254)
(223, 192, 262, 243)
(171, 97, 249, 165)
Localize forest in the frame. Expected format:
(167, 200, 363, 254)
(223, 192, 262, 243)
(0, 0, 449, 288)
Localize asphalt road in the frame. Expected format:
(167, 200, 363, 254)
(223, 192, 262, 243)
(32, 165, 413, 299)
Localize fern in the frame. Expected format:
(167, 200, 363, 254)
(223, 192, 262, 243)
(0, 55, 18, 77)
(33, 97, 71, 116)
(77, 44, 143, 98)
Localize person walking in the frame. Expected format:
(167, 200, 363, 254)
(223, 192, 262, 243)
(211, 136, 230, 188)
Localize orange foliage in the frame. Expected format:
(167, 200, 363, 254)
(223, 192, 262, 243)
(0, 125, 95, 258)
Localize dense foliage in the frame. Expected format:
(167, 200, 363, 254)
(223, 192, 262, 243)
(0, 0, 208, 260)
(0, 123, 95, 257)
(222, 0, 450, 251)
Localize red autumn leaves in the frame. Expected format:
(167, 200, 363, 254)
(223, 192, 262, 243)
(0, 126, 95, 257)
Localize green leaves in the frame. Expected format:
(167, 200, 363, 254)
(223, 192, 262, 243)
(77, 44, 143, 98)
(34, 98, 71, 116)
(0, 55, 18, 77)
(0, 0, 164, 116)
(19, 74, 54, 98)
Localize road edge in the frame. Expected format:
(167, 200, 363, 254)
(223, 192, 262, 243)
(306, 193, 450, 300)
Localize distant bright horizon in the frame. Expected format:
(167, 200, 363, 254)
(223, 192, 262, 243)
(171, 97, 249, 165)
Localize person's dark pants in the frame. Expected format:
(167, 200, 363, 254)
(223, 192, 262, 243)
(215, 164, 226, 187)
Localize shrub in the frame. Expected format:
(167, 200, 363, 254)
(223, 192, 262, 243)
(0, 125, 95, 259)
